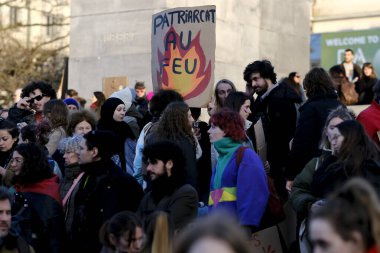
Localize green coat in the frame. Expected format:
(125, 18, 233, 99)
(290, 154, 327, 213)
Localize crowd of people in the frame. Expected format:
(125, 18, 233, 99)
(0, 48, 378, 253)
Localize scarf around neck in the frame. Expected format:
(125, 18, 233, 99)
(213, 137, 241, 189)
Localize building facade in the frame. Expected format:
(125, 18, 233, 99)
(69, 0, 312, 105)
(0, 0, 70, 51)
(312, 0, 380, 33)
(311, 0, 380, 71)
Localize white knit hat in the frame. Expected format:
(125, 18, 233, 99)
(109, 87, 132, 111)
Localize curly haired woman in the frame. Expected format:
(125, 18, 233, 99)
(147, 102, 199, 189)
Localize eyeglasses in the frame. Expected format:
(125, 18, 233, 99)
(27, 94, 46, 104)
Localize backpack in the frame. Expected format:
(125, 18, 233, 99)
(340, 80, 359, 105)
(236, 146, 285, 230)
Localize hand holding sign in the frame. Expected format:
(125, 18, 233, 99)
(207, 95, 217, 116)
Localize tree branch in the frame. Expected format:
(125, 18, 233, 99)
(31, 33, 69, 52)
(0, 0, 17, 7)
(51, 44, 69, 52)
(1, 22, 70, 32)
(0, 0, 69, 104)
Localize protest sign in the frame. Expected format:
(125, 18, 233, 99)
(151, 6, 216, 107)
(250, 226, 283, 253)
(103, 76, 128, 98)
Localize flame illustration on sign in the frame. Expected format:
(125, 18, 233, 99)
(157, 27, 212, 100)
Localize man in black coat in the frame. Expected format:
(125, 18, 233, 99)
(137, 141, 198, 232)
(244, 60, 302, 199)
(70, 130, 143, 253)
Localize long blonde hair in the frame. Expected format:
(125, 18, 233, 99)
(143, 211, 173, 253)
(152, 213, 172, 253)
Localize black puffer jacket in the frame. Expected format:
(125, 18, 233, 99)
(70, 159, 143, 253)
(285, 92, 342, 180)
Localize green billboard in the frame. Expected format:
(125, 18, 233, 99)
(319, 29, 380, 73)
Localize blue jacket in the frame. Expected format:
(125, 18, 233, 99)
(209, 147, 269, 226)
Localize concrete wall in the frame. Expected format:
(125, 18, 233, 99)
(312, 0, 380, 33)
(69, 0, 311, 104)
(69, 0, 164, 101)
(259, 0, 311, 84)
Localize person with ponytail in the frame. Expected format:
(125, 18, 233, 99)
(309, 177, 380, 253)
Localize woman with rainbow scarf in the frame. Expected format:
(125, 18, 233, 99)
(207, 108, 269, 231)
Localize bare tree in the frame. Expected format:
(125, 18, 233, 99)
(0, 0, 69, 107)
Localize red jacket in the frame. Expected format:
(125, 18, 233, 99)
(367, 246, 379, 253)
(13, 175, 65, 253)
(15, 175, 62, 205)
(357, 101, 380, 146)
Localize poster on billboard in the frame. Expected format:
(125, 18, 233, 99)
(319, 29, 380, 72)
(151, 6, 216, 107)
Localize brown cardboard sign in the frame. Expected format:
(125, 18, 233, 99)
(151, 6, 216, 107)
(102, 76, 128, 98)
